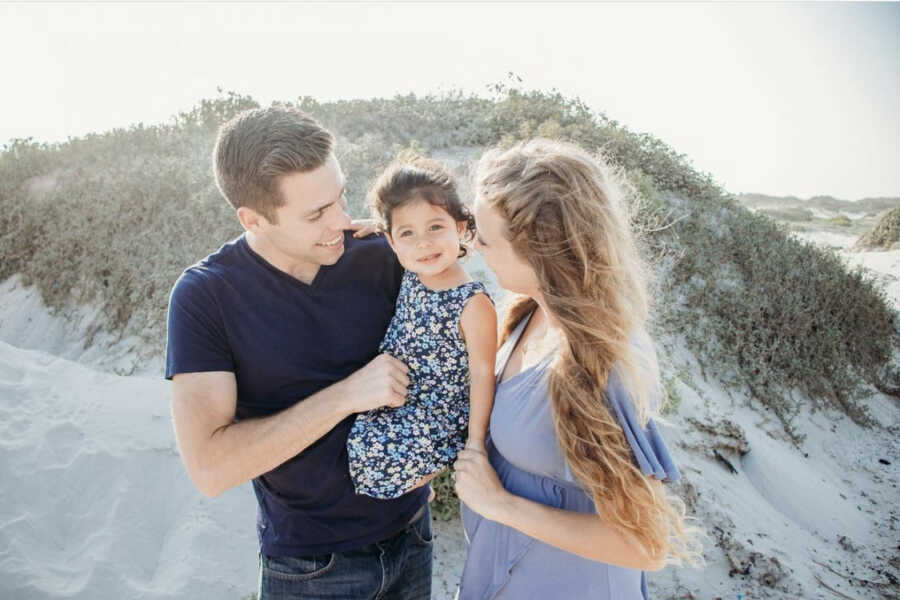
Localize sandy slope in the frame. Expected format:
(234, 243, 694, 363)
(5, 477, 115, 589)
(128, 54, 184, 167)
(1, 243, 899, 599)
(0, 340, 259, 599)
(649, 339, 899, 599)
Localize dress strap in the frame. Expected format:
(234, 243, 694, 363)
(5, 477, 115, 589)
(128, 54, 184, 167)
(495, 310, 534, 383)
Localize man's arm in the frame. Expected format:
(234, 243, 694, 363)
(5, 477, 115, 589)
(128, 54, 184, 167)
(171, 354, 410, 498)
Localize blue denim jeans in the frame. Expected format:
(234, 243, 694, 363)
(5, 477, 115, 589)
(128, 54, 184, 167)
(258, 504, 433, 600)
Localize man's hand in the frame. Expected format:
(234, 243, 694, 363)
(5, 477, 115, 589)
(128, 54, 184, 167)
(339, 353, 410, 414)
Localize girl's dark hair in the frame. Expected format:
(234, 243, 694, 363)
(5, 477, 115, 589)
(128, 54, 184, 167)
(367, 152, 476, 257)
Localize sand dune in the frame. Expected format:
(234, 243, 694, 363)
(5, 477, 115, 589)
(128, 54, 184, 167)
(0, 340, 258, 599)
(1, 242, 898, 598)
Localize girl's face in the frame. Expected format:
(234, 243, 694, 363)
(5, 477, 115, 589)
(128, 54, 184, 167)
(386, 199, 466, 278)
(473, 195, 540, 296)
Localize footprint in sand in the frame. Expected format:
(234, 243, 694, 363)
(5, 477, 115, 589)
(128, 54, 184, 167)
(0, 358, 26, 388)
(40, 422, 86, 465)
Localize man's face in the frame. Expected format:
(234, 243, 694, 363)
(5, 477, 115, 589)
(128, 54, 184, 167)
(256, 154, 351, 279)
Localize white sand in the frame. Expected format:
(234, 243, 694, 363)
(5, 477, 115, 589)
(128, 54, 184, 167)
(1, 237, 898, 598)
(648, 339, 899, 599)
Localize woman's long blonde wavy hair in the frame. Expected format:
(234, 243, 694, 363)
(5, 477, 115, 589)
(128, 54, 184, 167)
(475, 139, 702, 566)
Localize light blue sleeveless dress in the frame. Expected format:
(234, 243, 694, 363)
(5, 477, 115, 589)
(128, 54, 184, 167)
(459, 313, 680, 600)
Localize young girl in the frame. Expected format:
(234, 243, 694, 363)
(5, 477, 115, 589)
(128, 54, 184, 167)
(346, 154, 497, 500)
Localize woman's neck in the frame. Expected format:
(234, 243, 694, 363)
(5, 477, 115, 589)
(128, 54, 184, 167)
(530, 295, 561, 337)
(518, 297, 563, 359)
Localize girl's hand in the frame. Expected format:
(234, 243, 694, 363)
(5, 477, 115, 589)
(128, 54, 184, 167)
(454, 447, 511, 523)
(347, 219, 380, 238)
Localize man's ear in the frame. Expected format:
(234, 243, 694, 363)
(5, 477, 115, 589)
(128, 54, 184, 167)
(237, 206, 266, 232)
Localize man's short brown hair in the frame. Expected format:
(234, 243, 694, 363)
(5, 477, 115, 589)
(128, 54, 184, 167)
(213, 107, 334, 223)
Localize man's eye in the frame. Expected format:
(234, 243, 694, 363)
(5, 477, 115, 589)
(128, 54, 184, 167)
(309, 211, 325, 222)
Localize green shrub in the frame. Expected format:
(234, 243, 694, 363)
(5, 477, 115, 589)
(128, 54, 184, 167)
(430, 470, 459, 521)
(659, 201, 891, 438)
(856, 206, 900, 250)
(759, 207, 815, 222)
(826, 214, 852, 227)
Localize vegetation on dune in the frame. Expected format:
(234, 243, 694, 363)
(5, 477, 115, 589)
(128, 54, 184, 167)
(739, 193, 900, 215)
(758, 206, 815, 223)
(0, 86, 895, 461)
(0, 91, 258, 343)
(855, 206, 900, 251)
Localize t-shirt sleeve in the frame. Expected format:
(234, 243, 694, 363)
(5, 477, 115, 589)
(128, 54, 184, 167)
(165, 269, 235, 380)
(386, 240, 405, 301)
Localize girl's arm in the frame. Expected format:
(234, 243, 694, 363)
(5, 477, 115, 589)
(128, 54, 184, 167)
(459, 292, 497, 450)
(453, 447, 666, 571)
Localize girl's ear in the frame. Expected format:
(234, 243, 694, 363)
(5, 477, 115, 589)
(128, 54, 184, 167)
(385, 231, 396, 253)
(456, 221, 467, 238)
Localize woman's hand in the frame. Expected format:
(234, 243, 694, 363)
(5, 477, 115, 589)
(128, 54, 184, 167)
(453, 447, 511, 523)
(347, 219, 380, 238)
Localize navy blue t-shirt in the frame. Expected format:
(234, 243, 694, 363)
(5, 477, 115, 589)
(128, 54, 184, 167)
(165, 231, 429, 556)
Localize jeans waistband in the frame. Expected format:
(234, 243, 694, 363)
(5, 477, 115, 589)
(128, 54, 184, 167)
(380, 503, 427, 542)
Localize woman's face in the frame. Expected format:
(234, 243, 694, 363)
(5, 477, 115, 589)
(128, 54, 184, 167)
(473, 195, 541, 296)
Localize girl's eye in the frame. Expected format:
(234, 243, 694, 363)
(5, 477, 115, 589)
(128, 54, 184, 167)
(430, 224, 444, 231)
(399, 230, 413, 237)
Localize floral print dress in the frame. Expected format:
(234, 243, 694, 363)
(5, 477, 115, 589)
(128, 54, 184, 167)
(347, 270, 489, 499)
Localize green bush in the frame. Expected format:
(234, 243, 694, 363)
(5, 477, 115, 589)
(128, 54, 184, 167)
(659, 201, 891, 438)
(856, 206, 900, 250)
(430, 470, 459, 521)
(826, 214, 852, 227)
(759, 207, 815, 222)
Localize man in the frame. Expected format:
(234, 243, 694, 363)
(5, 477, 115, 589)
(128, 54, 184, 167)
(166, 106, 432, 599)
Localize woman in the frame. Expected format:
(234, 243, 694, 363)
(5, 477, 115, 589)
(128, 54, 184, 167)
(453, 139, 702, 599)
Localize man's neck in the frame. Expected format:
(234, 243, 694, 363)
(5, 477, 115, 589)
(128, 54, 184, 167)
(245, 231, 320, 285)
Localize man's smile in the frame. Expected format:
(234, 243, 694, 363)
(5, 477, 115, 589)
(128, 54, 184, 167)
(317, 234, 343, 247)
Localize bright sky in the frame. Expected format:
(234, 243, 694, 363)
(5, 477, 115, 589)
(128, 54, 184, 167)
(2, 2, 898, 200)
